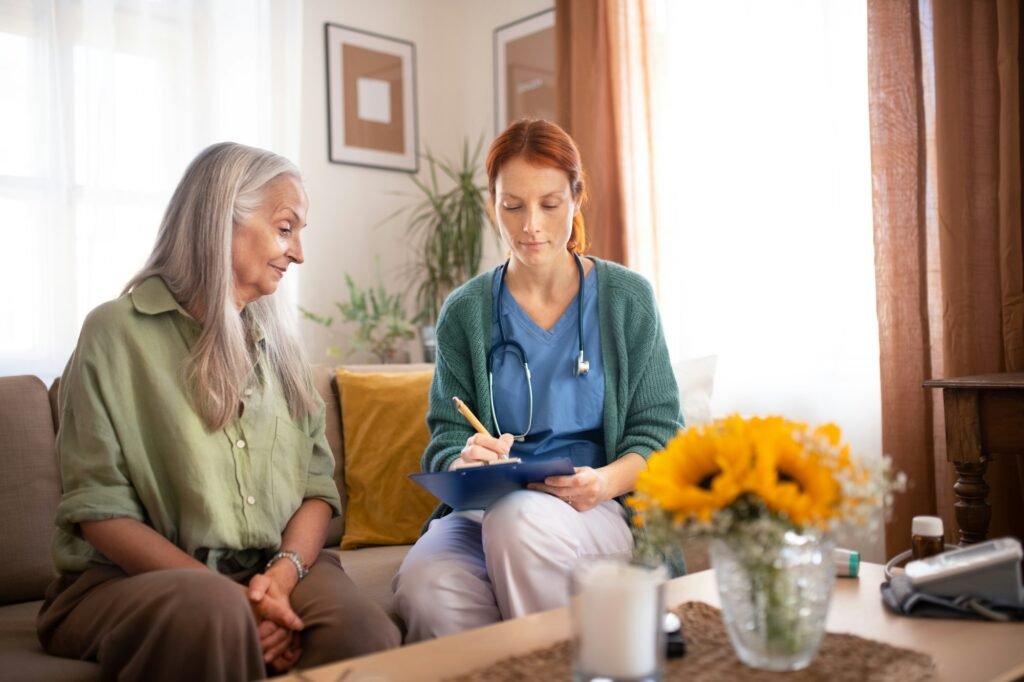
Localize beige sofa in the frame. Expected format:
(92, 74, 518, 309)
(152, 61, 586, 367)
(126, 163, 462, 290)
(0, 364, 417, 681)
(0, 363, 706, 680)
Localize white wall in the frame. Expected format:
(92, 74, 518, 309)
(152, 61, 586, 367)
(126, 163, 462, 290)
(297, 0, 551, 362)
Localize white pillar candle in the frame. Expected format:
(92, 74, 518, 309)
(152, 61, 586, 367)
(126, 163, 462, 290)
(572, 559, 666, 680)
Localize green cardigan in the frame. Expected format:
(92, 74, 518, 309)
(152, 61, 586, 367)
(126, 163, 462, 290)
(422, 258, 683, 518)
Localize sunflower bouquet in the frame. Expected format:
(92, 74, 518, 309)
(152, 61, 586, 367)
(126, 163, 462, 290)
(629, 414, 903, 550)
(628, 415, 904, 670)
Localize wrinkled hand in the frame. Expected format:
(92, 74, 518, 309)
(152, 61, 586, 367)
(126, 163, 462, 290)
(529, 466, 609, 512)
(247, 571, 303, 631)
(449, 433, 516, 470)
(256, 618, 302, 669)
(266, 630, 302, 674)
(246, 571, 303, 667)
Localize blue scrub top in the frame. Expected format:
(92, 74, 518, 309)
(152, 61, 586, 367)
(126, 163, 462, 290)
(489, 263, 605, 469)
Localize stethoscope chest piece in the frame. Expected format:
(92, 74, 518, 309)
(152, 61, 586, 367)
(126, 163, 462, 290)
(574, 351, 590, 377)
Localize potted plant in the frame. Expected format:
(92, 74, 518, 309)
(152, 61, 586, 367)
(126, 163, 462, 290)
(300, 271, 416, 364)
(394, 137, 494, 361)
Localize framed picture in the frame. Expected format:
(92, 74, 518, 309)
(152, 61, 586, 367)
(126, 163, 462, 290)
(324, 23, 418, 172)
(494, 9, 556, 134)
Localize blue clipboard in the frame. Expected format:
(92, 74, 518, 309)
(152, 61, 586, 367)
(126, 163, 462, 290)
(409, 456, 576, 510)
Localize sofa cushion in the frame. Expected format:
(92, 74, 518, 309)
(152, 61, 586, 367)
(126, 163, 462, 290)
(336, 369, 437, 549)
(312, 365, 347, 546)
(332, 544, 411, 620)
(673, 354, 717, 426)
(0, 600, 99, 681)
(49, 378, 61, 434)
(314, 363, 435, 547)
(0, 376, 62, 605)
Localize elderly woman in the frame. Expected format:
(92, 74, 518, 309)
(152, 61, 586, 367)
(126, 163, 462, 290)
(393, 120, 682, 641)
(37, 142, 400, 680)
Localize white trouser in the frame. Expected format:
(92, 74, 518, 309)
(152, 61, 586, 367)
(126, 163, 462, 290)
(392, 489, 634, 643)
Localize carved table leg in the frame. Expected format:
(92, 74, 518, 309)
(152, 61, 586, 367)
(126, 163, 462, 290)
(953, 460, 991, 545)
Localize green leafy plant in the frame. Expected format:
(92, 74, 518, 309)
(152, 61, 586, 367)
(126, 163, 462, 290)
(300, 272, 415, 364)
(394, 137, 494, 324)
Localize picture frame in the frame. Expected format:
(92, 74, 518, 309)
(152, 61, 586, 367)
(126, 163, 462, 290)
(493, 9, 556, 134)
(324, 23, 418, 172)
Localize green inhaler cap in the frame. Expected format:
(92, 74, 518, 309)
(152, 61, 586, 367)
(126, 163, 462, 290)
(834, 548, 860, 577)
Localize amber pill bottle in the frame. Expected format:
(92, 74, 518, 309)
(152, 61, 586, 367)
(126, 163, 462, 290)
(911, 515, 945, 560)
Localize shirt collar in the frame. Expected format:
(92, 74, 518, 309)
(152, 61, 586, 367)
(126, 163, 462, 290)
(130, 276, 193, 318)
(129, 275, 267, 344)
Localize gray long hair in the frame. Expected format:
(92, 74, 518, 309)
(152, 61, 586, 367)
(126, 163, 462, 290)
(125, 142, 318, 431)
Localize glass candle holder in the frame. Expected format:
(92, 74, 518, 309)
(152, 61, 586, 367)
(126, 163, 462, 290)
(570, 558, 668, 682)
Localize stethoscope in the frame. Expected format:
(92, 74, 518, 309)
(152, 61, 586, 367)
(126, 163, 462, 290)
(488, 253, 589, 442)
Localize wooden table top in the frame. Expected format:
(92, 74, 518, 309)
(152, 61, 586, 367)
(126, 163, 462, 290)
(286, 563, 1024, 682)
(923, 373, 1024, 389)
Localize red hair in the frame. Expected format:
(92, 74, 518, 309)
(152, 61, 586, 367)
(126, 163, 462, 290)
(486, 119, 589, 254)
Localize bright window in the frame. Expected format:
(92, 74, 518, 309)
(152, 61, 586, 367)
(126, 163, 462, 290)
(0, 1, 301, 380)
(652, 0, 880, 459)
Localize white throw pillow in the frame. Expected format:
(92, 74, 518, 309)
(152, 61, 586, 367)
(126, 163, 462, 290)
(672, 355, 717, 426)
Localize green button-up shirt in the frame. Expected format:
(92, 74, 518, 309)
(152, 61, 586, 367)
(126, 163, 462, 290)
(53, 276, 341, 574)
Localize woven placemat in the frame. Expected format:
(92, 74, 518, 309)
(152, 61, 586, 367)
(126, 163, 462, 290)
(444, 601, 936, 682)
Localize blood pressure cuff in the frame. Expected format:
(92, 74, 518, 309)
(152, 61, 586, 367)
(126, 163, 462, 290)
(881, 576, 1024, 622)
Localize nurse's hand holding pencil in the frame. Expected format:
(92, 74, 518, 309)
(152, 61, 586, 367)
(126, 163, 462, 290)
(449, 397, 516, 470)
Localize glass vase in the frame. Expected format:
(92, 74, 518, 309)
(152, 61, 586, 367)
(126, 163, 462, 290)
(710, 530, 835, 671)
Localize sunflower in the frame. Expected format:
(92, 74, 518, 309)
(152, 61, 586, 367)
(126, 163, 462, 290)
(745, 419, 842, 527)
(633, 417, 753, 523)
(631, 413, 901, 558)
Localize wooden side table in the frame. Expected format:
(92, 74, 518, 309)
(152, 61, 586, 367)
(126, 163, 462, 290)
(923, 373, 1024, 544)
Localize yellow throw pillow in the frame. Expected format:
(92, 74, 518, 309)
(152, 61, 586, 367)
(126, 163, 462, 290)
(336, 368, 438, 549)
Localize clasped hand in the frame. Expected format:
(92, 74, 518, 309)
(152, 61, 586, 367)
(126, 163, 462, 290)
(246, 567, 303, 672)
(452, 433, 609, 512)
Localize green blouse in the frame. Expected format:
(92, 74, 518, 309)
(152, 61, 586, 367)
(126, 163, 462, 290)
(53, 276, 340, 575)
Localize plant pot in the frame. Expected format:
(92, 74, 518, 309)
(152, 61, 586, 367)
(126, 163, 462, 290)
(380, 348, 411, 364)
(420, 324, 437, 363)
(710, 530, 835, 671)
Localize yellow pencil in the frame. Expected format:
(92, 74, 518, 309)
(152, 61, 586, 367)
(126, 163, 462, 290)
(452, 396, 490, 436)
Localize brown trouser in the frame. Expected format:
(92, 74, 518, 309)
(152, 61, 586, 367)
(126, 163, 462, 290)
(37, 551, 401, 682)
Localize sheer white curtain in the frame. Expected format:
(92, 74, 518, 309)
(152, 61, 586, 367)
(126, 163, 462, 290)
(0, 0, 302, 380)
(648, 1, 880, 458)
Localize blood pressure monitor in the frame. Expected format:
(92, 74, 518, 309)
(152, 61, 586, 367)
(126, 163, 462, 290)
(905, 537, 1023, 606)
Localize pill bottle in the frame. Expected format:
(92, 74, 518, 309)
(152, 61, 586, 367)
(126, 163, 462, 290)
(911, 515, 944, 560)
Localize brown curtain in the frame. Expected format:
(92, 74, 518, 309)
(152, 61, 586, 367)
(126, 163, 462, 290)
(554, 0, 636, 265)
(868, 0, 937, 558)
(869, 0, 1024, 556)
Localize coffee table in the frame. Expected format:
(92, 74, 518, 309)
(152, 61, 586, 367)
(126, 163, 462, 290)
(285, 563, 1024, 682)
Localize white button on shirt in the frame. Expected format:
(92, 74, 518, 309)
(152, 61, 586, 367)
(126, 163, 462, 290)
(235, 439, 246, 449)
(244, 388, 254, 396)
(246, 496, 256, 505)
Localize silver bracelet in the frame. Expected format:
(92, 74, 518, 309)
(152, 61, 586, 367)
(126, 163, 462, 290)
(266, 550, 309, 581)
